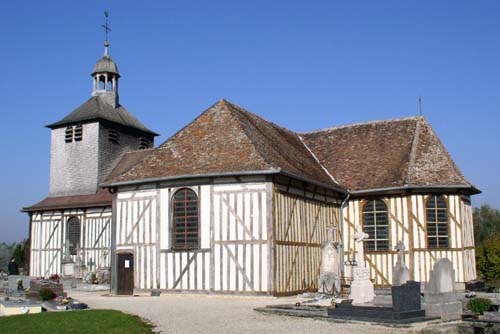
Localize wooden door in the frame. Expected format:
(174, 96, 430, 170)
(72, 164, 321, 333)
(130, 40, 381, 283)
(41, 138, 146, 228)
(117, 253, 134, 295)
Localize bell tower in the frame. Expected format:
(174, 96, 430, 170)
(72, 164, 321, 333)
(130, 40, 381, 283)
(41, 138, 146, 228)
(91, 11, 120, 108)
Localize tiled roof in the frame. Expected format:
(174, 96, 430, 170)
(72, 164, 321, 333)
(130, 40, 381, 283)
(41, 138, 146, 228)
(46, 95, 158, 136)
(300, 116, 477, 192)
(106, 99, 339, 188)
(106, 149, 153, 181)
(23, 188, 112, 212)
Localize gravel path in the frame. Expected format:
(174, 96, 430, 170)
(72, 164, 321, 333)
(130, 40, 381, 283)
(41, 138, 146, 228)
(69, 290, 431, 334)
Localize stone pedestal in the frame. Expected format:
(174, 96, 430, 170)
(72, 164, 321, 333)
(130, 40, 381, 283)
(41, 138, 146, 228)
(423, 292, 462, 321)
(62, 262, 74, 277)
(423, 258, 462, 321)
(349, 267, 375, 304)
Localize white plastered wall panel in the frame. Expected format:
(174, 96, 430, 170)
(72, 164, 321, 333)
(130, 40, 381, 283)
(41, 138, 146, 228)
(115, 190, 159, 290)
(212, 182, 269, 293)
(30, 206, 112, 277)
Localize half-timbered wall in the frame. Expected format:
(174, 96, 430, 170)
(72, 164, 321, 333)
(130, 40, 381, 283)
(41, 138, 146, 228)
(273, 184, 341, 295)
(30, 207, 112, 277)
(114, 180, 270, 293)
(343, 194, 476, 287)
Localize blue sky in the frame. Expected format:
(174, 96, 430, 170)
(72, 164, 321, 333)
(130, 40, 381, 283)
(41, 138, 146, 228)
(1, 1, 499, 243)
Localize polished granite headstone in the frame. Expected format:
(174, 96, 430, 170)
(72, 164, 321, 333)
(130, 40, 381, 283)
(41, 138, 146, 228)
(328, 281, 427, 323)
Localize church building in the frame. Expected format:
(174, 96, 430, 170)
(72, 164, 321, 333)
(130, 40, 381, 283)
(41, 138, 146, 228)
(24, 35, 479, 296)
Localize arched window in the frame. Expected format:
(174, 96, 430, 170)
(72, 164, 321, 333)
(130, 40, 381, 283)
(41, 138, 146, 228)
(426, 195, 449, 249)
(362, 199, 389, 251)
(172, 188, 199, 250)
(67, 216, 81, 255)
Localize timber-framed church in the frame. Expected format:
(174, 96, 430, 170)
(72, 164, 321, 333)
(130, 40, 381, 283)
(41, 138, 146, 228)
(23, 37, 480, 296)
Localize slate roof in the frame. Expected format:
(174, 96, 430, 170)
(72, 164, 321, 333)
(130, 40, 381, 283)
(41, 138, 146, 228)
(105, 99, 341, 189)
(23, 188, 112, 212)
(92, 55, 120, 76)
(300, 116, 479, 193)
(46, 95, 158, 136)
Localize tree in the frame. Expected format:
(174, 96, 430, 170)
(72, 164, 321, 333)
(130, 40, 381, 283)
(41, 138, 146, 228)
(476, 233, 500, 282)
(473, 204, 500, 245)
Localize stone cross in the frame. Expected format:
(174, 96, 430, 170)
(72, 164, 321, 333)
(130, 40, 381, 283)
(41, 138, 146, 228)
(63, 241, 73, 263)
(99, 250, 108, 268)
(395, 240, 406, 266)
(352, 225, 369, 267)
(326, 226, 337, 243)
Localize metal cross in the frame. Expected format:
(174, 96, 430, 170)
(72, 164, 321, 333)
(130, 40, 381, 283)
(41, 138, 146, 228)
(87, 258, 96, 271)
(102, 11, 112, 43)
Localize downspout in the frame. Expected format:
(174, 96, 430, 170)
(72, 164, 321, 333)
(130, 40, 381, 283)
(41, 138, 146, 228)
(339, 192, 350, 279)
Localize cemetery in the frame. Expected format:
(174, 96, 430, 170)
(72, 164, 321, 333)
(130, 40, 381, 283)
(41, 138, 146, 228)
(255, 235, 500, 333)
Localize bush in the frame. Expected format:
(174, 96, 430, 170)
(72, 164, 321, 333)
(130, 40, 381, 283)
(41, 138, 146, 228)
(467, 298, 492, 315)
(476, 233, 500, 282)
(39, 288, 56, 301)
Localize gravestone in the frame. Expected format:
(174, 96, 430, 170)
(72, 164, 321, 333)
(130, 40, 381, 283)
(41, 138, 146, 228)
(392, 280, 423, 314)
(73, 245, 85, 279)
(318, 227, 341, 295)
(423, 258, 462, 321)
(348, 225, 375, 304)
(328, 281, 426, 322)
(392, 241, 410, 286)
(62, 242, 75, 277)
(318, 241, 341, 294)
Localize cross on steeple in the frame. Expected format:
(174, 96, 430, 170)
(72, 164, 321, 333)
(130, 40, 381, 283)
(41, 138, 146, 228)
(102, 11, 112, 45)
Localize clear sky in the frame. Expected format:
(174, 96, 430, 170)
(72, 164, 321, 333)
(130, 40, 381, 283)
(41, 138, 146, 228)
(1, 1, 499, 243)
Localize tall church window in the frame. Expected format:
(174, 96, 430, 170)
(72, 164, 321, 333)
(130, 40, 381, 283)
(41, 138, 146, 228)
(426, 195, 449, 249)
(67, 216, 81, 255)
(362, 199, 389, 251)
(172, 188, 199, 250)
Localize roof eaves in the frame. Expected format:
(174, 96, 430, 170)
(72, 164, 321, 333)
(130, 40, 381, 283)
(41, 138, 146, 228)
(102, 169, 283, 188)
(22, 200, 111, 212)
(349, 184, 481, 196)
(278, 170, 348, 194)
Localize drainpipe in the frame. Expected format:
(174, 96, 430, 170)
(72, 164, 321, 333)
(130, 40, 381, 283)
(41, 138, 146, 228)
(339, 192, 350, 279)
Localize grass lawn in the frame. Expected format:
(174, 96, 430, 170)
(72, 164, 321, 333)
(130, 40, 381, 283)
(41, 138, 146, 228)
(0, 309, 155, 333)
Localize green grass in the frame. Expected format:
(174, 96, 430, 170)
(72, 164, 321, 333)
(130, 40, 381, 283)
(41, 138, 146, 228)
(0, 309, 155, 334)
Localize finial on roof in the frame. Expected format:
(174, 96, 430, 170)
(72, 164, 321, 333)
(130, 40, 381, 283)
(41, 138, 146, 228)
(418, 96, 422, 116)
(102, 11, 112, 57)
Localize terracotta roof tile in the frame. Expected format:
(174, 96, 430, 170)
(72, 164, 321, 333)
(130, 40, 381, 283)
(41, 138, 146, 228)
(300, 116, 476, 192)
(23, 188, 112, 212)
(107, 99, 338, 187)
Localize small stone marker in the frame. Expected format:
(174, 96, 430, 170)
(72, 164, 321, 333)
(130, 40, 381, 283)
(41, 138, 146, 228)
(423, 258, 462, 321)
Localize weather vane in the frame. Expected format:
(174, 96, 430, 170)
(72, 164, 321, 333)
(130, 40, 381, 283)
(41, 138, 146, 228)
(102, 11, 112, 45)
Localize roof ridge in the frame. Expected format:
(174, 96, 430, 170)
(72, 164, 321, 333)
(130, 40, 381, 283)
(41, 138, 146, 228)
(301, 115, 424, 134)
(404, 117, 421, 185)
(298, 135, 340, 185)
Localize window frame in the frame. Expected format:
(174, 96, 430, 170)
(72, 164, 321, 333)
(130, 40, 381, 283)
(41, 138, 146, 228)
(425, 195, 449, 249)
(361, 199, 390, 252)
(67, 216, 81, 255)
(171, 188, 200, 251)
